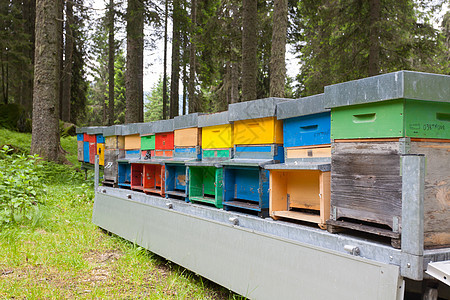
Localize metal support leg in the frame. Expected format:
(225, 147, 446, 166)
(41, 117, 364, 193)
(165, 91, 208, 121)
(95, 155, 99, 192)
(400, 154, 425, 280)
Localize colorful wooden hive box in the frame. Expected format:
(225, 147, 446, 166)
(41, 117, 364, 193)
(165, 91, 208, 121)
(130, 119, 174, 197)
(326, 70, 450, 249)
(102, 125, 125, 186)
(117, 123, 140, 189)
(76, 127, 88, 162)
(221, 98, 290, 217)
(164, 113, 202, 202)
(86, 126, 107, 166)
(265, 94, 331, 228)
(186, 111, 233, 208)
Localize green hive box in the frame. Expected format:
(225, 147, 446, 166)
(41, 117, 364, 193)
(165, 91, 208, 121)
(327, 71, 450, 140)
(141, 135, 155, 150)
(331, 99, 450, 139)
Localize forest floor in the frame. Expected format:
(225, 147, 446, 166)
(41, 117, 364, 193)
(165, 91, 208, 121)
(0, 129, 240, 299)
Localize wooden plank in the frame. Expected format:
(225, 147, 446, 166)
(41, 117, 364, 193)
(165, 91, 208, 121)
(326, 220, 400, 239)
(202, 124, 233, 148)
(234, 117, 282, 145)
(320, 172, 331, 226)
(333, 138, 400, 143)
(174, 128, 201, 147)
(272, 211, 321, 224)
(411, 141, 450, 248)
(286, 147, 331, 159)
(125, 134, 141, 150)
(331, 152, 402, 228)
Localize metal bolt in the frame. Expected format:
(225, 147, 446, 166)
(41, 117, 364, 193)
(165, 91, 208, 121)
(102, 189, 106, 193)
(127, 194, 132, 199)
(166, 203, 173, 209)
(229, 217, 239, 226)
(407, 263, 411, 268)
(389, 256, 393, 261)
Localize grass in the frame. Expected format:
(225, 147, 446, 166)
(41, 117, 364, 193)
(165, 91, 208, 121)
(0, 129, 242, 299)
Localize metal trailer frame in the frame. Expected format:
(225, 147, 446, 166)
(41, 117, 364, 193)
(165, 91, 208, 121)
(92, 155, 450, 299)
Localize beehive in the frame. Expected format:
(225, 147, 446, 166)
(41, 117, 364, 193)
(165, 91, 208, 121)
(326, 71, 450, 248)
(143, 163, 165, 196)
(265, 94, 332, 228)
(117, 161, 131, 188)
(103, 125, 125, 186)
(76, 129, 86, 162)
(222, 144, 284, 217)
(188, 165, 223, 208)
(199, 111, 234, 159)
(229, 97, 292, 146)
(165, 114, 202, 201)
(131, 163, 144, 191)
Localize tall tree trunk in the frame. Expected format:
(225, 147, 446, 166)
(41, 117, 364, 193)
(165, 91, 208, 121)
(32, 0, 62, 162)
(125, 0, 144, 123)
(269, 0, 287, 97)
(182, 62, 187, 115)
(170, 0, 180, 118)
(162, 0, 168, 119)
(57, 0, 63, 119)
(22, 0, 36, 113)
(368, 0, 380, 76)
(61, 0, 73, 122)
(108, 0, 115, 125)
(188, 0, 197, 113)
(241, 0, 257, 101)
(231, 59, 239, 103)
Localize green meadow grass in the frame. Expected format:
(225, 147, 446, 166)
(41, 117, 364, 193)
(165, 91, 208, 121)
(0, 129, 242, 299)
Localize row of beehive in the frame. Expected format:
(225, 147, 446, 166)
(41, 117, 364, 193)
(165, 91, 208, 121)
(76, 71, 450, 249)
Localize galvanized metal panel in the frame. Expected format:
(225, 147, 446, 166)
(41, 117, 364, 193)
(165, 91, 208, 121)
(403, 71, 450, 102)
(277, 94, 330, 120)
(87, 126, 108, 135)
(152, 119, 174, 133)
(265, 161, 331, 171)
(103, 125, 124, 137)
(121, 123, 140, 136)
(174, 113, 200, 130)
(400, 155, 425, 280)
(326, 71, 450, 108)
(93, 192, 403, 299)
(198, 111, 230, 128)
(138, 122, 154, 135)
(76, 127, 89, 134)
(228, 97, 292, 121)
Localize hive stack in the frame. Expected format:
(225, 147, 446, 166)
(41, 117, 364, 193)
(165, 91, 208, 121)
(102, 125, 125, 187)
(117, 123, 140, 188)
(222, 98, 289, 217)
(187, 111, 233, 208)
(138, 119, 174, 196)
(164, 113, 202, 201)
(76, 127, 88, 162)
(265, 94, 331, 228)
(326, 71, 450, 248)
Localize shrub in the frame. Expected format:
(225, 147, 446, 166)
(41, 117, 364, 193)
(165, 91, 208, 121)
(0, 145, 45, 226)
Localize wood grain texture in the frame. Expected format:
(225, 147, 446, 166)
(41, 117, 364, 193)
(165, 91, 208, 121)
(286, 147, 331, 159)
(174, 127, 201, 147)
(331, 140, 450, 248)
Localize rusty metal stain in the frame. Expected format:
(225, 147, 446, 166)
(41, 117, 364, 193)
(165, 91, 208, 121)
(177, 174, 186, 186)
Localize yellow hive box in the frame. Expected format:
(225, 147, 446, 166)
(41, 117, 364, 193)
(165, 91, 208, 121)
(202, 124, 233, 149)
(174, 128, 202, 147)
(97, 143, 105, 166)
(105, 136, 125, 150)
(233, 117, 283, 145)
(124, 134, 141, 150)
